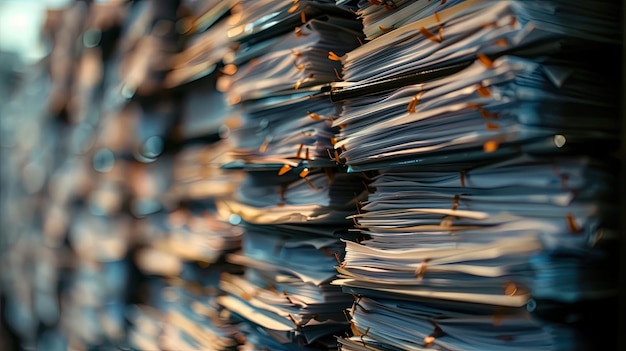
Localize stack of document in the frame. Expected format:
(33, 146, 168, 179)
(336, 296, 588, 351)
(215, 167, 369, 350)
(334, 155, 618, 296)
(328, 0, 620, 350)
(350, 0, 464, 40)
(335, 0, 620, 87)
(217, 227, 355, 350)
(219, 0, 362, 171)
(213, 1, 370, 349)
(333, 55, 618, 172)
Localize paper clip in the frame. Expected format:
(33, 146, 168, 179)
(423, 323, 443, 347)
(334, 149, 343, 164)
(333, 67, 343, 81)
(477, 52, 494, 68)
(417, 258, 431, 280)
(360, 327, 371, 345)
(407, 91, 424, 113)
(476, 82, 491, 98)
(294, 26, 308, 37)
(483, 140, 499, 153)
(419, 26, 442, 43)
(334, 252, 345, 267)
(278, 164, 292, 175)
(268, 285, 280, 296)
(299, 168, 310, 178)
(328, 51, 341, 61)
(259, 135, 272, 153)
(343, 309, 351, 323)
(327, 148, 335, 161)
(240, 292, 253, 300)
(452, 194, 460, 210)
(284, 291, 295, 305)
(287, 314, 301, 327)
(434, 12, 444, 41)
(291, 49, 302, 57)
(566, 213, 582, 234)
(295, 73, 314, 89)
(354, 192, 362, 215)
(296, 144, 304, 158)
(293, 61, 305, 71)
(307, 111, 323, 120)
(485, 121, 500, 131)
(379, 25, 395, 33)
(504, 282, 519, 296)
(495, 38, 508, 48)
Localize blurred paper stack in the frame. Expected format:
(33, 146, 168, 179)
(123, 1, 251, 350)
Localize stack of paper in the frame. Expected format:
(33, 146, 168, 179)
(333, 55, 618, 172)
(351, 0, 464, 40)
(328, 0, 620, 350)
(221, 6, 363, 170)
(213, 1, 370, 349)
(217, 227, 354, 350)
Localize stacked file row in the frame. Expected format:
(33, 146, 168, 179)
(0, 0, 621, 350)
(210, 1, 369, 350)
(330, 0, 620, 350)
(0, 0, 367, 350)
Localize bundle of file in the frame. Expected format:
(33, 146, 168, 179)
(350, 0, 464, 41)
(329, 0, 620, 350)
(212, 1, 370, 349)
